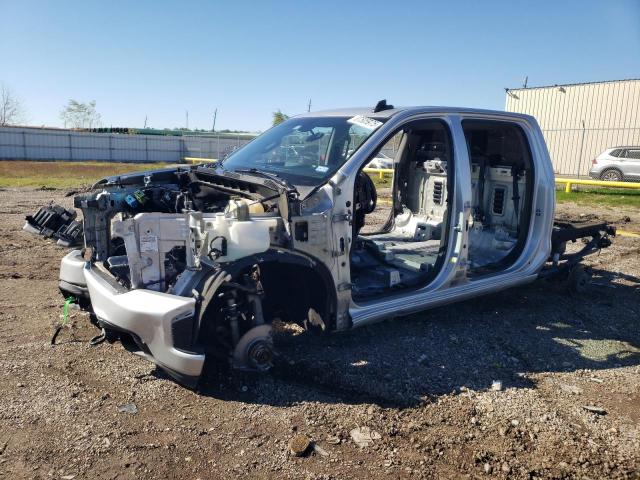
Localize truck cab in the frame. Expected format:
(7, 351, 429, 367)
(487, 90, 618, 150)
(52, 103, 610, 388)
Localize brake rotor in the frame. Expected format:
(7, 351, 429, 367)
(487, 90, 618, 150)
(232, 324, 274, 371)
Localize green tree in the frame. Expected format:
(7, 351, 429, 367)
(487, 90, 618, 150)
(60, 100, 101, 129)
(272, 109, 289, 127)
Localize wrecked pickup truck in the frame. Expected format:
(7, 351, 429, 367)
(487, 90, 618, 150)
(31, 102, 615, 388)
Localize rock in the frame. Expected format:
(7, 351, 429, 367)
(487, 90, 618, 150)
(117, 403, 138, 415)
(326, 435, 341, 445)
(350, 427, 381, 448)
(483, 462, 492, 474)
(559, 383, 583, 395)
(491, 380, 502, 391)
(582, 405, 607, 415)
(289, 434, 311, 457)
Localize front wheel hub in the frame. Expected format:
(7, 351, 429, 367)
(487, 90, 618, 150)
(232, 324, 274, 371)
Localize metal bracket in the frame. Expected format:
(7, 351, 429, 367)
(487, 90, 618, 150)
(332, 212, 352, 223)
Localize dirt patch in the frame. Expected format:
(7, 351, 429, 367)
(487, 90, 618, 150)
(0, 189, 638, 479)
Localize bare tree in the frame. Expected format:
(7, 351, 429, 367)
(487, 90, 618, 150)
(0, 83, 26, 126)
(60, 100, 101, 129)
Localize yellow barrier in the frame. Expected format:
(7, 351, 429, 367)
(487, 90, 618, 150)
(363, 167, 393, 179)
(555, 177, 640, 192)
(183, 157, 218, 164)
(362, 169, 640, 192)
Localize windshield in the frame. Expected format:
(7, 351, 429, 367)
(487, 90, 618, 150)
(221, 115, 384, 186)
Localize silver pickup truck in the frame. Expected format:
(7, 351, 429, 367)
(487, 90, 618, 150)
(35, 102, 613, 388)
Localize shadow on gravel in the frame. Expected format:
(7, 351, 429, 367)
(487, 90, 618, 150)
(196, 272, 640, 409)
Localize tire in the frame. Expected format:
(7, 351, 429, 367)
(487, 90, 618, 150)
(568, 264, 591, 295)
(600, 168, 623, 182)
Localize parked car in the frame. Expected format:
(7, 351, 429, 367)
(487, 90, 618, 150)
(589, 146, 640, 181)
(29, 101, 614, 388)
(365, 152, 394, 169)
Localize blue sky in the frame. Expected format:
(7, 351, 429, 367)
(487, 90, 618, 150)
(2, 0, 639, 131)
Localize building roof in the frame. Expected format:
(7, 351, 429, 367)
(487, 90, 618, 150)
(507, 78, 640, 92)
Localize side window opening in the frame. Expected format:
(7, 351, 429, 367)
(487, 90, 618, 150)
(462, 120, 534, 275)
(350, 120, 453, 300)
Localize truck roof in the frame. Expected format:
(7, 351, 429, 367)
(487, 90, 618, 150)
(297, 106, 536, 122)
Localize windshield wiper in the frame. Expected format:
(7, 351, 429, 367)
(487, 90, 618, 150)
(233, 168, 297, 193)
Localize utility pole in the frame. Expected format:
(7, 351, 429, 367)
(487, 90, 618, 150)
(307, 99, 312, 112)
(185, 110, 189, 130)
(212, 108, 217, 132)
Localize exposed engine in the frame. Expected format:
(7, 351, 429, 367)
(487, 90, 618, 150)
(61, 165, 305, 376)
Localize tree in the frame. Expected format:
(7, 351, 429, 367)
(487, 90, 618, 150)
(60, 100, 101, 129)
(0, 83, 25, 126)
(272, 109, 289, 127)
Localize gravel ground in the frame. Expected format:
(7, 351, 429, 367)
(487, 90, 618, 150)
(0, 188, 638, 479)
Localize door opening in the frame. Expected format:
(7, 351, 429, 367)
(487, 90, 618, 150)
(350, 119, 454, 300)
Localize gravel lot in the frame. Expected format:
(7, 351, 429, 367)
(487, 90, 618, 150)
(0, 188, 638, 479)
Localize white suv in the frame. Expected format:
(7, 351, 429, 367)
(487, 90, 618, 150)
(589, 147, 640, 181)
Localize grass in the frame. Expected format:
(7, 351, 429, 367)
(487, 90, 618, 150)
(556, 187, 640, 208)
(366, 173, 640, 208)
(0, 160, 173, 188)
(2, 163, 639, 209)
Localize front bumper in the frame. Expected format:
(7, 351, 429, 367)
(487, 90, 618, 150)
(59, 251, 205, 387)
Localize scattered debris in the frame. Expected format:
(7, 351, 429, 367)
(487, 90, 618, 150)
(288, 434, 311, 457)
(312, 443, 330, 457)
(582, 405, 607, 415)
(491, 380, 503, 391)
(117, 403, 138, 415)
(350, 427, 381, 448)
(326, 435, 341, 445)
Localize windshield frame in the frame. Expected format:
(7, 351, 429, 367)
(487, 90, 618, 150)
(220, 115, 385, 187)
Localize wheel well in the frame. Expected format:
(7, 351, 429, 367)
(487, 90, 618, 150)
(258, 261, 335, 329)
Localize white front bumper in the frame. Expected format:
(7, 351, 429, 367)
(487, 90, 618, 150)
(82, 264, 205, 380)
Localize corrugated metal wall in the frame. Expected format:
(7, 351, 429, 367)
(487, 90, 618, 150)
(0, 126, 255, 163)
(505, 79, 640, 176)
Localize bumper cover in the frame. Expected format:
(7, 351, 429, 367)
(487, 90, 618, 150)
(82, 263, 204, 386)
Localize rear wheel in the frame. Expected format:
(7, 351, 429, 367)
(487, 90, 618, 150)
(600, 168, 623, 181)
(568, 264, 591, 295)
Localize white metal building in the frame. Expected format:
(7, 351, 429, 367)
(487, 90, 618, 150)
(505, 79, 640, 176)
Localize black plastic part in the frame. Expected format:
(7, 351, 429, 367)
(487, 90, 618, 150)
(373, 99, 394, 113)
(56, 220, 84, 247)
(25, 203, 77, 238)
(294, 221, 309, 241)
(171, 315, 199, 352)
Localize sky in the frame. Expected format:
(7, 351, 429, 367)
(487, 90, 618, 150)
(1, 0, 639, 132)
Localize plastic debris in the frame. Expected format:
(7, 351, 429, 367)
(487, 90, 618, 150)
(349, 427, 381, 448)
